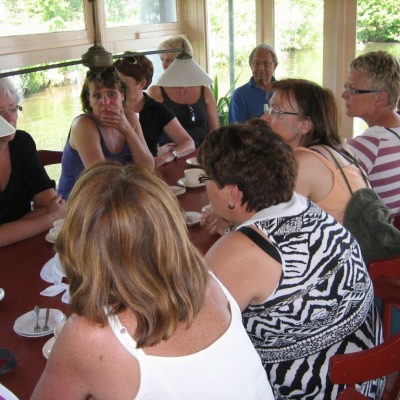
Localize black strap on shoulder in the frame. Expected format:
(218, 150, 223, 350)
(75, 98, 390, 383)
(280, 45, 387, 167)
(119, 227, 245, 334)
(385, 127, 400, 139)
(0, 348, 17, 375)
(322, 145, 370, 195)
(238, 226, 281, 263)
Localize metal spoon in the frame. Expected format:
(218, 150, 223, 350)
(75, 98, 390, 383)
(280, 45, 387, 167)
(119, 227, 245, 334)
(0, 288, 4, 301)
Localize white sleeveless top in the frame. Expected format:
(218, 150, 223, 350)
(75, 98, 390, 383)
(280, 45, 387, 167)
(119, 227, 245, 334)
(108, 273, 274, 400)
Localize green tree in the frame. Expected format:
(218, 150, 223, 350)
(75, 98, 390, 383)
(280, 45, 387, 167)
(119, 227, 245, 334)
(357, 0, 400, 43)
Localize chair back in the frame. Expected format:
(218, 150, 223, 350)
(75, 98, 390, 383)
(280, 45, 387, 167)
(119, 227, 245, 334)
(38, 150, 63, 166)
(368, 256, 400, 340)
(329, 333, 400, 400)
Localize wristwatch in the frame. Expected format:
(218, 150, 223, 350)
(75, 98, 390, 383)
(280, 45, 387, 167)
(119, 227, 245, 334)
(172, 150, 179, 160)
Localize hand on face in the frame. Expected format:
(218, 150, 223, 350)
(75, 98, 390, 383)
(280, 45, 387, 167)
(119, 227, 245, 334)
(88, 83, 127, 129)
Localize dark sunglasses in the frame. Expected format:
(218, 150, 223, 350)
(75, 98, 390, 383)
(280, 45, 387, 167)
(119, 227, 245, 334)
(86, 66, 116, 79)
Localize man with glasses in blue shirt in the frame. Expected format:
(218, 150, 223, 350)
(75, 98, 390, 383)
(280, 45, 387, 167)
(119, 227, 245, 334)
(228, 44, 278, 123)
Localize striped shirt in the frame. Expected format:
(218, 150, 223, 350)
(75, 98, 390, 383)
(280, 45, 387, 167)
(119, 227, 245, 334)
(348, 125, 400, 217)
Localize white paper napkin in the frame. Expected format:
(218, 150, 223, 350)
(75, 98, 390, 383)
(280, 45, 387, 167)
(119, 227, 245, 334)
(40, 253, 70, 304)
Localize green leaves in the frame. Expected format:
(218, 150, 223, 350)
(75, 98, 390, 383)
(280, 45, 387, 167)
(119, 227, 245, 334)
(210, 74, 240, 126)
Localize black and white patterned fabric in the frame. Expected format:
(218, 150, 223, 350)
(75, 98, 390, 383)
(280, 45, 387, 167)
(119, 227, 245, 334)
(240, 194, 384, 400)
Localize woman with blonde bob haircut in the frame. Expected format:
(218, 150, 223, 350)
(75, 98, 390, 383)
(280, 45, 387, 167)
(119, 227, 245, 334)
(32, 161, 273, 400)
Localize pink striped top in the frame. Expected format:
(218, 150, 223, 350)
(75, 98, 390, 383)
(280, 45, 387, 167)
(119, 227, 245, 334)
(348, 125, 400, 217)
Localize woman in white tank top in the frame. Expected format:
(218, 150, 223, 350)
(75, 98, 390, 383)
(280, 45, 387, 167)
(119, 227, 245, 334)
(31, 161, 273, 400)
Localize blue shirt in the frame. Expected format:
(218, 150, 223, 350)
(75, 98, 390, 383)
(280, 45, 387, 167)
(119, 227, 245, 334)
(228, 77, 276, 123)
(58, 115, 132, 200)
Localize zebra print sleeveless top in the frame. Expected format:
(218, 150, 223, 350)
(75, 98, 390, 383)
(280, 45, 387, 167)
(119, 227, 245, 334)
(240, 194, 383, 399)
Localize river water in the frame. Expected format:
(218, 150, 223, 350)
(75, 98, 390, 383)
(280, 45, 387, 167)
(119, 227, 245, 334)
(16, 42, 400, 182)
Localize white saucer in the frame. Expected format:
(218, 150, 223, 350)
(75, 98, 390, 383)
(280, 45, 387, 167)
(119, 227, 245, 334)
(170, 185, 186, 197)
(0, 383, 19, 400)
(177, 178, 205, 188)
(42, 336, 56, 359)
(186, 157, 200, 167)
(182, 211, 202, 226)
(14, 308, 66, 337)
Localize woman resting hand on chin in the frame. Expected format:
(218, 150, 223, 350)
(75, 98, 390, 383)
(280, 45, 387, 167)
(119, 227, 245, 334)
(58, 67, 154, 200)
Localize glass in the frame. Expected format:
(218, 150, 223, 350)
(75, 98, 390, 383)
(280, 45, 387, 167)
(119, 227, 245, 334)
(0, 105, 22, 118)
(198, 174, 213, 184)
(251, 61, 274, 69)
(343, 84, 378, 96)
(264, 104, 300, 117)
(104, 0, 177, 27)
(0, 0, 85, 36)
(274, 0, 324, 84)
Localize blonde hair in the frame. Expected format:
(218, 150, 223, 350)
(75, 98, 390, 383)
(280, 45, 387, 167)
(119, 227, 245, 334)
(159, 35, 193, 57)
(55, 161, 208, 347)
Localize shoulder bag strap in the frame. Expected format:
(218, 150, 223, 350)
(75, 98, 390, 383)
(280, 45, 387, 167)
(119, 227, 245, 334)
(321, 145, 354, 196)
(338, 146, 371, 188)
(385, 127, 400, 139)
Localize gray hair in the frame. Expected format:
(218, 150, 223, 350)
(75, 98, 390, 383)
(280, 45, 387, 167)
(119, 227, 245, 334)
(0, 78, 21, 104)
(248, 44, 278, 66)
(349, 51, 400, 108)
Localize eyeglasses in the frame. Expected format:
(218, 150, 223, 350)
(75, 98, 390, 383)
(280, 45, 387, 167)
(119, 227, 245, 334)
(187, 105, 196, 122)
(198, 174, 213, 184)
(0, 105, 23, 118)
(251, 61, 274, 69)
(264, 104, 299, 118)
(343, 84, 378, 96)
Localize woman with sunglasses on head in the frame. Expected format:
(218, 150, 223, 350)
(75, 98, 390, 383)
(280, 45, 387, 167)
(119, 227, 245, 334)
(114, 53, 194, 167)
(58, 67, 154, 200)
(0, 78, 66, 248)
(147, 35, 219, 149)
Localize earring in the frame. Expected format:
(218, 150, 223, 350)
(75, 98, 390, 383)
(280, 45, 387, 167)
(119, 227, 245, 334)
(228, 204, 235, 210)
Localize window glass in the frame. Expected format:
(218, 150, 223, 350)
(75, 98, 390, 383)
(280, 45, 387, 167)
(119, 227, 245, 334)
(208, 0, 256, 93)
(274, 0, 324, 84)
(104, 0, 177, 27)
(0, 0, 85, 36)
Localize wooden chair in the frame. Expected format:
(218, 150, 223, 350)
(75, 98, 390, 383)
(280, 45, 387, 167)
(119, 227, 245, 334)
(394, 215, 400, 230)
(329, 333, 400, 400)
(369, 256, 400, 340)
(38, 150, 63, 166)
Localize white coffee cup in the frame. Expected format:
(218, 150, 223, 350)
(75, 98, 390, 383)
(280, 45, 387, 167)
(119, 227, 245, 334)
(184, 168, 204, 186)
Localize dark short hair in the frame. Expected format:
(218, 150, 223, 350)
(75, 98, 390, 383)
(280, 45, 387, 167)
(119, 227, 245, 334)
(80, 67, 125, 113)
(113, 53, 154, 90)
(198, 121, 297, 212)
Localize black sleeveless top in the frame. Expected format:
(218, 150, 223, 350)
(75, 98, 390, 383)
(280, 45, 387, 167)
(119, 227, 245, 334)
(158, 86, 209, 147)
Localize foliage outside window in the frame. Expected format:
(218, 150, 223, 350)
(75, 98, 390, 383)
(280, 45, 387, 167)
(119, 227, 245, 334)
(0, 0, 85, 36)
(357, 0, 400, 43)
(104, 0, 177, 27)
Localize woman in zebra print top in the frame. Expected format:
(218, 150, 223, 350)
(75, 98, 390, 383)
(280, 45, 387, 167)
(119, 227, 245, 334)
(199, 124, 384, 400)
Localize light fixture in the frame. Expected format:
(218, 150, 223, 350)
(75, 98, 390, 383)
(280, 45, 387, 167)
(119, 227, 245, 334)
(156, 48, 213, 87)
